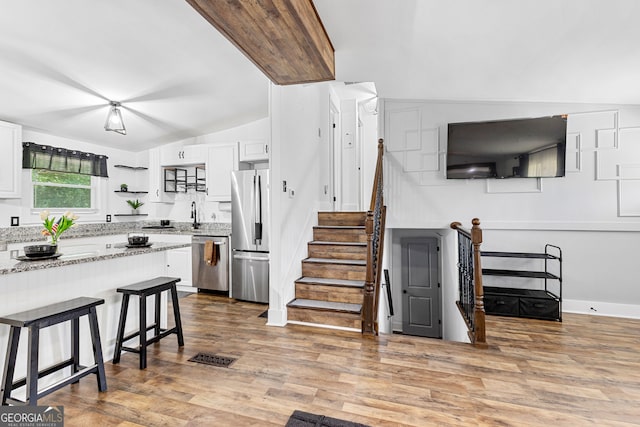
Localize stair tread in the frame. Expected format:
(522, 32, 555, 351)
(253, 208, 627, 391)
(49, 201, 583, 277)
(296, 276, 365, 288)
(288, 298, 362, 313)
(303, 257, 366, 266)
(309, 241, 366, 246)
(313, 225, 365, 229)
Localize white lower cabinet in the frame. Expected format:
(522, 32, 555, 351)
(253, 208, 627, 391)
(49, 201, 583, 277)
(166, 247, 192, 287)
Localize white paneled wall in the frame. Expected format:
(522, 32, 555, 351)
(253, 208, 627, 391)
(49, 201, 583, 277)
(383, 100, 640, 317)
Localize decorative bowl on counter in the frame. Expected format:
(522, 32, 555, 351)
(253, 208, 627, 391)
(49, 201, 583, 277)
(127, 233, 149, 246)
(24, 244, 58, 258)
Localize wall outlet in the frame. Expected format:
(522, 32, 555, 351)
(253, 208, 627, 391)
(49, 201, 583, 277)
(106, 214, 111, 223)
(10, 216, 19, 226)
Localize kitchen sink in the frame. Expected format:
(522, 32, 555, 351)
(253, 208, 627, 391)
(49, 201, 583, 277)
(141, 226, 176, 230)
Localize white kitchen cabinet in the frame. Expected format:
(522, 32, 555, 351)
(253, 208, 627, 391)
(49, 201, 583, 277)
(166, 247, 192, 287)
(206, 143, 238, 201)
(0, 121, 22, 198)
(161, 142, 206, 166)
(148, 148, 174, 203)
(239, 139, 269, 162)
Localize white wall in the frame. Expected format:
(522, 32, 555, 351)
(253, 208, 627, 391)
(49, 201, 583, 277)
(383, 100, 640, 318)
(0, 129, 147, 228)
(269, 82, 330, 325)
(149, 118, 270, 225)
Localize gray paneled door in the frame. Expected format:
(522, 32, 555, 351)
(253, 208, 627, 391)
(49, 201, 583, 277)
(401, 237, 441, 338)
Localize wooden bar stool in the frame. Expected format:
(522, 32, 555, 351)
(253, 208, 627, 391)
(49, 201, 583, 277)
(113, 276, 184, 369)
(0, 297, 107, 406)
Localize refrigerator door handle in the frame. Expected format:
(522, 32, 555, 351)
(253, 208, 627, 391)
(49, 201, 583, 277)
(233, 253, 269, 261)
(254, 174, 263, 242)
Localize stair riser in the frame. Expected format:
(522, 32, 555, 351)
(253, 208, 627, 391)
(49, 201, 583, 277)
(308, 243, 367, 260)
(288, 307, 361, 329)
(313, 228, 367, 243)
(302, 263, 366, 281)
(295, 283, 363, 304)
(318, 212, 367, 227)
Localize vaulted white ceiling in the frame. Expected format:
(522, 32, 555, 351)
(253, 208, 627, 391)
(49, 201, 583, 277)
(0, 1, 270, 151)
(1, 1, 638, 153)
(314, 0, 640, 104)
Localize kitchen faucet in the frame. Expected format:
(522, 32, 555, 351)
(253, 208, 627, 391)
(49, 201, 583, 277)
(191, 201, 199, 229)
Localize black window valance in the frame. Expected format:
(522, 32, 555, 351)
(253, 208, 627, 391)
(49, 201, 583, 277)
(22, 142, 109, 178)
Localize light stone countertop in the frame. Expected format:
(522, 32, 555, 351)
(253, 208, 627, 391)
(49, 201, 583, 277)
(0, 239, 190, 275)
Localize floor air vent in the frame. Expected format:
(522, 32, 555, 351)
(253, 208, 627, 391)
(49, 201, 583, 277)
(188, 352, 236, 368)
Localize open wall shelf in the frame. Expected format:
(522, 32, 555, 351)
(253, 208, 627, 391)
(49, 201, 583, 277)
(114, 164, 148, 170)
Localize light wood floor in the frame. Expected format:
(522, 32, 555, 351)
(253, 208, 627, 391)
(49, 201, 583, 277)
(39, 293, 640, 426)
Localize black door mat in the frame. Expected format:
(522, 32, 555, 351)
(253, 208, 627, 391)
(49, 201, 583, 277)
(286, 410, 370, 427)
(188, 352, 236, 368)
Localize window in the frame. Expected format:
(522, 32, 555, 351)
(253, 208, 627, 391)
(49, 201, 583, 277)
(32, 170, 93, 209)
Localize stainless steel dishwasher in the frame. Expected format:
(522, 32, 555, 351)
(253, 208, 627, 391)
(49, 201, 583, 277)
(192, 235, 229, 291)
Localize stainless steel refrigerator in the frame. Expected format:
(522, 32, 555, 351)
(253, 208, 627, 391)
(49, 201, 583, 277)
(231, 169, 269, 303)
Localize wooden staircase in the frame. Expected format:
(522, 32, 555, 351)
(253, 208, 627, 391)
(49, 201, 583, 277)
(287, 211, 368, 330)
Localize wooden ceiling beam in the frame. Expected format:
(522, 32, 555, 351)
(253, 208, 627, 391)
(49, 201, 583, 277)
(185, 0, 335, 85)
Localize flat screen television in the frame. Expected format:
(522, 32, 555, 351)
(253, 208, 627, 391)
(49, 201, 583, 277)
(446, 115, 567, 179)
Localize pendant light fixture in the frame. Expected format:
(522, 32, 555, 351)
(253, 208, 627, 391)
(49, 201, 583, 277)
(104, 101, 126, 135)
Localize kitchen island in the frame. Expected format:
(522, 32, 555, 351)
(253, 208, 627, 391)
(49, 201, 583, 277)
(0, 236, 190, 396)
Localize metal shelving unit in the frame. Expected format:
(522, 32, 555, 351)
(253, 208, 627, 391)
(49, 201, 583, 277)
(481, 244, 562, 321)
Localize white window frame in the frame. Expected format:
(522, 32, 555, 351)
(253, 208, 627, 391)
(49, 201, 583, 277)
(29, 170, 101, 214)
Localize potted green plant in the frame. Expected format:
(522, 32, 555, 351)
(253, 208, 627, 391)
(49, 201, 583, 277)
(120, 183, 128, 192)
(126, 199, 144, 214)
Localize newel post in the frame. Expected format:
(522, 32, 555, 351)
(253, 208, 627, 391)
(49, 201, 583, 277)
(362, 211, 376, 336)
(471, 218, 486, 344)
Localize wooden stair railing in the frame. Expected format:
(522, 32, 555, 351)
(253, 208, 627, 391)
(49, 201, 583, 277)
(450, 219, 487, 346)
(362, 139, 386, 336)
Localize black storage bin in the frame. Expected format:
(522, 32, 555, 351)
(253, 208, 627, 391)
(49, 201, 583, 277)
(484, 294, 519, 316)
(519, 297, 560, 321)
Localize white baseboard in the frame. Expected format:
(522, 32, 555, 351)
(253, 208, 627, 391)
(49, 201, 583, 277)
(266, 308, 287, 327)
(176, 285, 197, 293)
(563, 299, 640, 319)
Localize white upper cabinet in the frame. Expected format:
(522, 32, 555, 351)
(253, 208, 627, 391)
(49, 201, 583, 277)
(0, 121, 22, 198)
(149, 148, 174, 203)
(239, 139, 269, 162)
(161, 140, 206, 166)
(206, 143, 238, 201)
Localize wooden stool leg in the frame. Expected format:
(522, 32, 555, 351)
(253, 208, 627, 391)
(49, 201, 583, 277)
(26, 326, 40, 406)
(113, 294, 130, 364)
(154, 292, 161, 337)
(1, 326, 21, 405)
(170, 285, 184, 347)
(71, 317, 80, 383)
(88, 307, 107, 392)
(139, 295, 147, 370)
